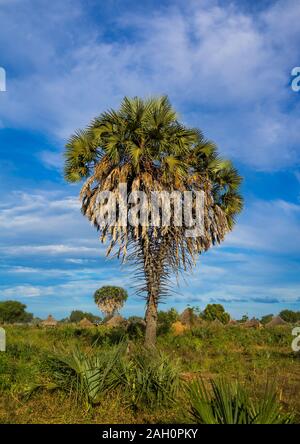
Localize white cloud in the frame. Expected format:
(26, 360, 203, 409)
(2, 244, 101, 256)
(227, 198, 300, 253)
(0, 190, 106, 259)
(38, 150, 63, 171)
(0, 0, 299, 170)
(1, 285, 46, 298)
(0, 273, 131, 301)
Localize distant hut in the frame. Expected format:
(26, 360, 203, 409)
(243, 318, 262, 329)
(79, 317, 94, 328)
(106, 315, 127, 328)
(228, 318, 238, 326)
(265, 316, 287, 328)
(180, 308, 197, 327)
(171, 321, 187, 336)
(41, 315, 57, 328)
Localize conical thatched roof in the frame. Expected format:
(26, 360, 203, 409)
(41, 315, 57, 327)
(242, 318, 262, 329)
(106, 315, 127, 328)
(228, 318, 238, 325)
(79, 317, 94, 328)
(180, 308, 196, 327)
(265, 316, 287, 328)
(171, 321, 187, 336)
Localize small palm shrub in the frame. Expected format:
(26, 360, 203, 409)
(187, 378, 294, 424)
(90, 326, 128, 346)
(40, 345, 182, 409)
(42, 344, 125, 405)
(121, 348, 182, 409)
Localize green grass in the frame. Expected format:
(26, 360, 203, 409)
(0, 324, 299, 423)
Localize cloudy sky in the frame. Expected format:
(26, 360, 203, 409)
(0, 0, 299, 320)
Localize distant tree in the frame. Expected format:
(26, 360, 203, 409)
(201, 304, 230, 324)
(69, 310, 101, 323)
(279, 310, 300, 323)
(239, 315, 249, 323)
(94, 286, 128, 318)
(127, 316, 144, 323)
(260, 314, 274, 325)
(0, 300, 33, 324)
(32, 317, 42, 326)
(189, 305, 202, 316)
(157, 308, 179, 334)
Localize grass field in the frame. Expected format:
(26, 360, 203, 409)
(0, 324, 299, 424)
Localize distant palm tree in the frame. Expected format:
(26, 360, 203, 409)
(64, 96, 243, 346)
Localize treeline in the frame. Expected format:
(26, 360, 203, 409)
(0, 300, 33, 324)
(0, 299, 299, 325)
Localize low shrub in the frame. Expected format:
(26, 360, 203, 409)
(38, 344, 183, 410)
(187, 378, 294, 424)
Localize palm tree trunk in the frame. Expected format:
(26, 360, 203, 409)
(142, 242, 161, 347)
(144, 291, 158, 347)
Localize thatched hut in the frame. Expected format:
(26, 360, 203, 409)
(171, 321, 187, 336)
(265, 316, 287, 328)
(106, 315, 127, 328)
(79, 317, 94, 328)
(180, 308, 197, 327)
(41, 315, 57, 328)
(242, 318, 262, 329)
(228, 318, 238, 326)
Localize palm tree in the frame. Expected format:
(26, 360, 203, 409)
(64, 96, 243, 346)
(94, 286, 128, 318)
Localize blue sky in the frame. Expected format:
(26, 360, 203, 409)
(0, 0, 300, 320)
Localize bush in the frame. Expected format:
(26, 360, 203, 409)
(157, 308, 179, 335)
(42, 344, 126, 405)
(69, 310, 101, 324)
(123, 348, 182, 409)
(201, 304, 230, 324)
(126, 319, 145, 340)
(40, 344, 182, 410)
(187, 378, 294, 424)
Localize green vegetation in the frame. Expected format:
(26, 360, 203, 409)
(0, 322, 299, 424)
(157, 308, 179, 334)
(187, 378, 293, 424)
(260, 314, 274, 325)
(69, 310, 101, 324)
(94, 286, 128, 318)
(0, 301, 33, 324)
(64, 96, 243, 346)
(201, 304, 230, 324)
(279, 310, 300, 323)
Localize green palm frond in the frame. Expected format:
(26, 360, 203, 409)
(187, 378, 294, 424)
(64, 129, 99, 182)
